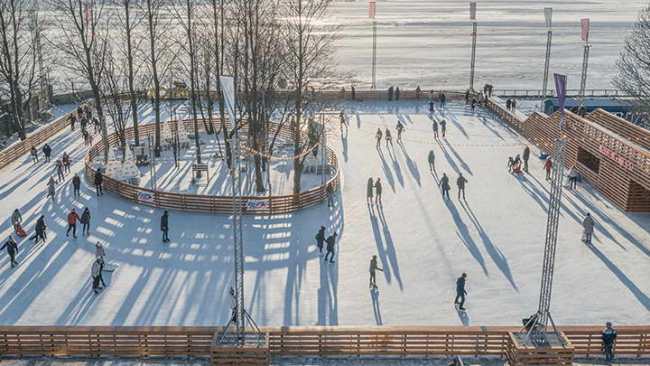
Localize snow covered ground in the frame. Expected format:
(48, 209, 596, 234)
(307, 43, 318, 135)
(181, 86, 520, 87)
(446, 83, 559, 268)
(0, 100, 648, 327)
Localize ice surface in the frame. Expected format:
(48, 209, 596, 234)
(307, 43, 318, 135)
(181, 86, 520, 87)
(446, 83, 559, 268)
(0, 100, 648, 328)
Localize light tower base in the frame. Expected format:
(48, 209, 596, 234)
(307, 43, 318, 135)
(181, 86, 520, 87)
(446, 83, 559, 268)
(506, 331, 574, 366)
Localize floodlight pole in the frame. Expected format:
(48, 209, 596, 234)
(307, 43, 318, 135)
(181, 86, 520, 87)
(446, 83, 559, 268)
(578, 18, 591, 111)
(469, 2, 478, 92)
(369, 0, 377, 89)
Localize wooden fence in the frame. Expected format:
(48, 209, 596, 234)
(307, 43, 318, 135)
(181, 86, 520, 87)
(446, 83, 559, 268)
(84, 119, 340, 215)
(0, 326, 648, 360)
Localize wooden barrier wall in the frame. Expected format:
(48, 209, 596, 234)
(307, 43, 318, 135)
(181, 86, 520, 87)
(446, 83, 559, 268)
(0, 326, 648, 359)
(84, 119, 340, 215)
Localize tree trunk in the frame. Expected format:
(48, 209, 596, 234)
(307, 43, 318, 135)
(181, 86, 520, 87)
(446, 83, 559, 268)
(124, 0, 140, 146)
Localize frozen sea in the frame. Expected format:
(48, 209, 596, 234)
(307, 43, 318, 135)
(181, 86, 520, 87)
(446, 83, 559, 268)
(327, 0, 646, 90)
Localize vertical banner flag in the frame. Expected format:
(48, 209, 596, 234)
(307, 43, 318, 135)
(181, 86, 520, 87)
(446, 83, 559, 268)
(220, 76, 236, 126)
(469, 2, 477, 20)
(544, 7, 553, 28)
(368, 0, 376, 19)
(554, 73, 567, 112)
(581, 18, 590, 42)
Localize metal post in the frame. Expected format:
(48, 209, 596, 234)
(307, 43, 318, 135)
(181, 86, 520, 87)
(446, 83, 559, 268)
(469, 22, 477, 92)
(371, 20, 377, 89)
(320, 113, 327, 186)
(578, 43, 591, 110)
(541, 8, 553, 111)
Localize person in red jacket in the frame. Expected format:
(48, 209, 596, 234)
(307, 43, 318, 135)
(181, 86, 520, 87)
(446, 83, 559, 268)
(66, 208, 80, 239)
(544, 158, 553, 181)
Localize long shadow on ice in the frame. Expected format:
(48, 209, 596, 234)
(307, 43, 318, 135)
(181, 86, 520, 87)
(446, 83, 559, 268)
(377, 206, 403, 291)
(444, 199, 487, 275)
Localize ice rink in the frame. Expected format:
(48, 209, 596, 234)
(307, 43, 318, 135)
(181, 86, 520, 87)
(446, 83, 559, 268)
(0, 101, 648, 327)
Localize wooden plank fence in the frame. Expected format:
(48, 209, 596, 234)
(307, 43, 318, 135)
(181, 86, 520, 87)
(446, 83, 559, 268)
(0, 326, 648, 360)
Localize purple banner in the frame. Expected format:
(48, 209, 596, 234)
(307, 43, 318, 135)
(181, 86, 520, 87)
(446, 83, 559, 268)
(554, 73, 567, 112)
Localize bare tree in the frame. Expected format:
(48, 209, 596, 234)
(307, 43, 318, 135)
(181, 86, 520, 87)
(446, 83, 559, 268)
(48, 0, 111, 161)
(119, 0, 145, 146)
(615, 5, 650, 114)
(0, 0, 40, 140)
(283, 0, 338, 194)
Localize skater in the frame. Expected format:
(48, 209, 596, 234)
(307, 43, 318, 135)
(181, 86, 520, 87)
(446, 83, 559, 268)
(440, 92, 446, 108)
(507, 156, 515, 173)
(47, 176, 56, 202)
(544, 158, 553, 181)
(396, 120, 404, 143)
(454, 273, 468, 310)
(369, 255, 383, 288)
(94, 168, 103, 196)
(506, 99, 512, 111)
(161, 210, 170, 242)
(56, 160, 64, 182)
(388, 86, 394, 101)
(11, 209, 23, 231)
(81, 207, 91, 236)
(66, 208, 80, 238)
(511, 99, 517, 110)
(351, 85, 356, 101)
(30, 215, 47, 244)
(522, 146, 530, 172)
(427, 150, 436, 172)
(471, 98, 477, 113)
(366, 177, 374, 204)
(95, 241, 106, 260)
(70, 114, 76, 131)
(375, 128, 383, 149)
(324, 232, 338, 263)
(42, 143, 51, 162)
(395, 87, 400, 101)
(457, 173, 468, 200)
(30, 146, 38, 163)
(567, 165, 579, 190)
(374, 178, 382, 205)
(315, 226, 326, 254)
(429, 99, 435, 113)
(415, 86, 421, 100)
(339, 110, 347, 130)
(1, 236, 18, 268)
(62, 152, 71, 174)
(385, 129, 392, 147)
(91, 257, 104, 294)
(439, 173, 450, 199)
(72, 174, 81, 198)
(602, 322, 617, 362)
(326, 183, 335, 208)
(440, 120, 447, 138)
(582, 213, 595, 244)
(464, 90, 470, 104)
(432, 119, 439, 139)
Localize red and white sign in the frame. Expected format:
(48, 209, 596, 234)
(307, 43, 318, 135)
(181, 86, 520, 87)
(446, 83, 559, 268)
(137, 191, 156, 204)
(598, 145, 634, 171)
(581, 18, 590, 42)
(368, 0, 376, 19)
(246, 200, 270, 210)
(469, 2, 477, 20)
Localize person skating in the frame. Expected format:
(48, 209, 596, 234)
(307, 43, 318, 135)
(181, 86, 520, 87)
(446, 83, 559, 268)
(366, 177, 374, 205)
(464, 90, 470, 104)
(95, 241, 105, 260)
(396, 121, 404, 143)
(62, 152, 71, 174)
(72, 174, 81, 198)
(440, 120, 447, 138)
(388, 86, 394, 101)
(602, 322, 617, 362)
(339, 111, 347, 130)
(326, 183, 334, 208)
(511, 99, 517, 110)
(70, 114, 76, 131)
(385, 129, 392, 147)
(324, 232, 338, 263)
(375, 128, 383, 149)
(439, 173, 450, 199)
(315, 226, 326, 254)
(30, 146, 38, 163)
(11, 209, 22, 232)
(369, 255, 383, 288)
(374, 178, 382, 205)
(94, 168, 103, 196)
(429, 99, 435, 113)
(42, 143, 51, 162)
(522, 146, 530, 172)
(81, 207, 91, 236)
(1, 236, 19, 268)
(454, 273, 468, 310)
(507, 156, 515, 173)
(91, 258, 103, 294)
(440, 92, 446, 108)
(30, 215, 47, 244)
(66, 208, 80, 239)
(457, 173, 468, 200)
(161, 210, 170, 242)
(395, 87, 400, 101)
(471, 98, 477, 113)
(56, 160, 64, 182)
(506, 99, 512, 111)
(428, 150, 436, 173)
(432, 119, 439, 139)
(567, 165, 579, 190)
(47, 176, 56, 202)
(544, 158, 553, 181)
(582, 213, 595, 244)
